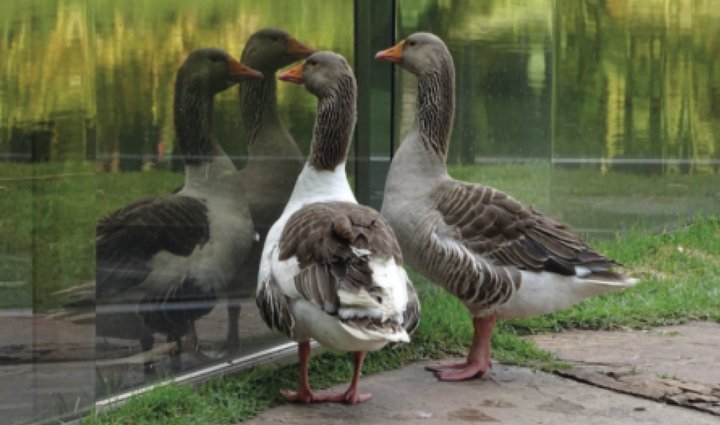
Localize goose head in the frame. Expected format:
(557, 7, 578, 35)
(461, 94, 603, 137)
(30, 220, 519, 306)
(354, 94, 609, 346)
(375, 32, 450, 76)
(277, 51, 354, 98)
(241, 28, 317, 72)
(178, 47, 263, 95)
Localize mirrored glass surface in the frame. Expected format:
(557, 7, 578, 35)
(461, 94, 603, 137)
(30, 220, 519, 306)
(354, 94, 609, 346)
(0, 1, 96, 423)
(552, 0, 720, 235)
(0, 1, 353, 423)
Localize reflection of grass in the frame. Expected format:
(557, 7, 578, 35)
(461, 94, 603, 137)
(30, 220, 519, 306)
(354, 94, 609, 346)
(550, 167, 720, 233)
(95, 369, 127, 399)
(0, 162, 183, 311)
(83, 207, 720, 424)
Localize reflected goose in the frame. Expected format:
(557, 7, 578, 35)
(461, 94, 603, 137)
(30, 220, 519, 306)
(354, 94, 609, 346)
(225, 28, 315, 354)
(94, 48, 259, 372)
(376, 33, 637, 382)
(257, 52, 420, 404)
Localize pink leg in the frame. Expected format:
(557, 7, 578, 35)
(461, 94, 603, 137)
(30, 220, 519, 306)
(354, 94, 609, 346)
(282, 344, 372, 404)
(425, 315, 495, 381)
(222, 305, 241, 357)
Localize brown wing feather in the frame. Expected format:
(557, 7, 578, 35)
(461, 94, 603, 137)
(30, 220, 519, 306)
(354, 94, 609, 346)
(277, 202, 419, 335)
(256, 273, 295, 338)
(433, 180, 619, 276)
(402, 279, 421, 335)
(279, 202, 403, 315)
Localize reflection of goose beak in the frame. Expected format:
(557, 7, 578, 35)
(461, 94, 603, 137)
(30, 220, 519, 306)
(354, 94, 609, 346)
(375, 40, 404, 64)
(227, 57, 264, 81)
(286, 36, 317, 60)
(278, 62, 305, 85)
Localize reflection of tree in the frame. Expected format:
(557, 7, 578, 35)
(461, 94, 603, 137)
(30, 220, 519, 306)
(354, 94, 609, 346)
(556, 0, 720, 176)
(0, 0, 353, 167)
(0, 1, 94, 162)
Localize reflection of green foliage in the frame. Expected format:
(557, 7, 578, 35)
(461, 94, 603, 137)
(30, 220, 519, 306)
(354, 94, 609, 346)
(555, 0, 720, 172)
(1, 0, 354, 162)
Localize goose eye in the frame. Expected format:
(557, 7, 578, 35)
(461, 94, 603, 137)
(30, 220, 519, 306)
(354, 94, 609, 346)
(308, 60, 317, 66)
(408, 40, 417, 47)
(270, 36, 279, 42)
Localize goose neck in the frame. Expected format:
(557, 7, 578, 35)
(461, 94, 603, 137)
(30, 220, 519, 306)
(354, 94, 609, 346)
(173, 79, 222, 166)
(238, 70, 283, 147)
(413, 56, 455, 161)
(308, 74, 357, 172)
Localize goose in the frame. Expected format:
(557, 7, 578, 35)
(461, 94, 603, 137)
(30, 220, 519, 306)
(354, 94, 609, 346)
(257, 52, 420, 404)
(375, 33, 637, 382)
(59, 48, 261, 373)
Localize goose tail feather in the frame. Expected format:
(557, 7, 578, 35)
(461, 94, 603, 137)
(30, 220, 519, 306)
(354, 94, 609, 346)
(494, 269, 639, 320)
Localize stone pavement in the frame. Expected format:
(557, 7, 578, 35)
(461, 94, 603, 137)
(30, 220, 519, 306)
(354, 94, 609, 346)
(241, 321, 720, 424)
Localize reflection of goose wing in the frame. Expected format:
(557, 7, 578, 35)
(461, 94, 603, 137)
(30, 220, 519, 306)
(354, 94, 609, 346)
(95, 195, 209, 299)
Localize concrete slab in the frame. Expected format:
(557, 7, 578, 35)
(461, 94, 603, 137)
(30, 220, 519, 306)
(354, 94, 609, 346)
(530, 321, 720, 386)
(242, 361, 717, 425)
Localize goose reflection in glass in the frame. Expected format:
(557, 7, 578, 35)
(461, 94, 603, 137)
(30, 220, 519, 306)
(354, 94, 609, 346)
(224, 28, 316, 355)
(54, 48, 261, 373)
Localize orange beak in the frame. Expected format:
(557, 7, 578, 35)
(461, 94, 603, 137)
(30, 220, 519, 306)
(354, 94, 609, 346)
(227, 57, 263, 81)
(287, 36, 317, 60)
(375, 40, 404, 64)
(278, 61, 305, 85)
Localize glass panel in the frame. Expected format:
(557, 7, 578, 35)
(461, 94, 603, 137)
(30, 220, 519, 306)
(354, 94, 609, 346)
(354, 0, 396, 210)
(395, 0, 553, 212)
(0, 1, 96, 423)
(1, 1, 354, 423)
(92, 0, 353, 399)
(552, 0, 720, 236)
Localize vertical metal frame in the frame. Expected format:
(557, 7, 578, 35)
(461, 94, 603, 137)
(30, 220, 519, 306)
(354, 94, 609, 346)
(354, 0, 396, 210)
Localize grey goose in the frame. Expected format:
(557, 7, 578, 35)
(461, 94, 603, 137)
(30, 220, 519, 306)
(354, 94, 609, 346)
(257, 52, 420, 404)
(54, 48, 260, 373)
(376, 33, 637, 381)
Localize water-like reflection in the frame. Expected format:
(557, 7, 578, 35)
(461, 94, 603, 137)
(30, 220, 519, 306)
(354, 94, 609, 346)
(553, 0, 720, 234)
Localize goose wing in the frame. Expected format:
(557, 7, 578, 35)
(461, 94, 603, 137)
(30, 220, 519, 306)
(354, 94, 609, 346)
(258, 201, 418, 339)
(433, 180, 618, 274)
(96, 195, 210, 298)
